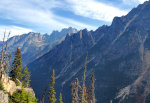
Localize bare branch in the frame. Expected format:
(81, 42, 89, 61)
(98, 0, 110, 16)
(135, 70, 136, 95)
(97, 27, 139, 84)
(0, 30, 11, 79)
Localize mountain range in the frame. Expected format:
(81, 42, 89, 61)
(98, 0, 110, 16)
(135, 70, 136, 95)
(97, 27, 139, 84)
(1, 1, 150, 103)
(0, 27, 77, 65)
(27, 0, 150, 103)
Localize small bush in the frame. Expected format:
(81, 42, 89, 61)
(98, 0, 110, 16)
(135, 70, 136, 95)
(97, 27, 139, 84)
(14, 79, 20, 86)
(12, 88, 37, 103)
(8, 95, 13, 103)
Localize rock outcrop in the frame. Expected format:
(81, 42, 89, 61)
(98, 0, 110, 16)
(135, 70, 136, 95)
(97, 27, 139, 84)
(1, 74, 35, 96)
(1, 74, 17, 95)
(0, 90, 8, 103)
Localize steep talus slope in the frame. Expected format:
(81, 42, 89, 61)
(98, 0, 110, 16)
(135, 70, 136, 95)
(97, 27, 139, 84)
(29, 1, 150, 103)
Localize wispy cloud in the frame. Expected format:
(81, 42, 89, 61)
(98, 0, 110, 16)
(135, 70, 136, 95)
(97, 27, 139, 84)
(0, 0, 67, 31)
(0, 26, 32, 41)
(0, 0, 97, 34)
(0, 0, 147, 40)
(64, 0, 128, 22)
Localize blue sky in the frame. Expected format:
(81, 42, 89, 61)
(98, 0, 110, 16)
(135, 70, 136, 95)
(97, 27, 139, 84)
(0, 0, 148, 40)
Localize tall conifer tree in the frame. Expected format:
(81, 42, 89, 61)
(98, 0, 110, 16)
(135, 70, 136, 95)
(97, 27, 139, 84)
(48, 69, 56, 103)
(11, 48, 23, 81)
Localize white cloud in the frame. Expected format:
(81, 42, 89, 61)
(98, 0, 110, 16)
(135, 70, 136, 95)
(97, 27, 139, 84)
(0, 26, 32, 41)
(0, 0, 67, 30)
(139, 0, 148, 3)
(65, 0, 128, 22)
(123, 0, 148, 6)
(0, 0, 96, 35)
(0, 0, 147, 39)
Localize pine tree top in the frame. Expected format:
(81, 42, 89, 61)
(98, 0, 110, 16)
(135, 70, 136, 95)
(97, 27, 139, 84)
(48, 69, 57, 103)
(51, 69, 55, 85)
(15, 48, 22, 59)
(59, 93, 63, 103)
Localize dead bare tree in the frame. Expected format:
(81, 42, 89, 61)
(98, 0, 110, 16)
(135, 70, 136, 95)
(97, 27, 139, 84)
(0, 31, 11, 79)
(40, 86, 48, 103)
(87, 73, 95, 103)
(71, 53, 90, 103)
(71, 78, 81, 103)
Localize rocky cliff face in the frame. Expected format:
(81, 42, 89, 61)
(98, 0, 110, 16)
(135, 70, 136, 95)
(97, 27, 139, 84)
(28, 1, 150, 103)
(4, 27, 77, 65)
(1, 74, 17, 96)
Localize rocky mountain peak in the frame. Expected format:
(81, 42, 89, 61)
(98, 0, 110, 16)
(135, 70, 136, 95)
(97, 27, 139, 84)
(2, 27, 77, 65)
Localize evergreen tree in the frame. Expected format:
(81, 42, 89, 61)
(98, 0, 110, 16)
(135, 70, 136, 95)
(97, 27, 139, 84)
(12, 88, 37, 103)
(22, 66, 31, 87)
(58, 93, 63, 103)
(20, 88, 27, 103)
(11, 48, 23, 81)
(48, 69, 56, 103)
(27, 91, 38, 103)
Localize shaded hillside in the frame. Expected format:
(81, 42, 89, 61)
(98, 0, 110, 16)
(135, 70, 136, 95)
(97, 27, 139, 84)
(29, 1, 150, 103)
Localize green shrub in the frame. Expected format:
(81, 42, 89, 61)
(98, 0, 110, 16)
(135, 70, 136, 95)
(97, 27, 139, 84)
(12, 88, 37, 103)
(8, 95, 13, 103)
(14, 79, 20, 86)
